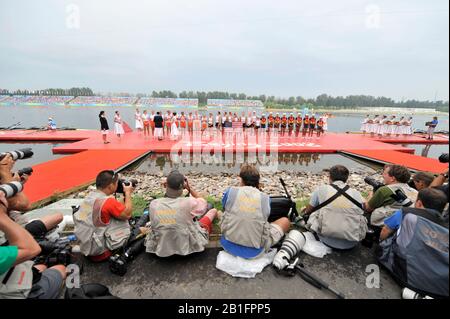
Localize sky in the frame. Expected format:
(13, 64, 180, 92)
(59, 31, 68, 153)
(0, 0, 448, 101)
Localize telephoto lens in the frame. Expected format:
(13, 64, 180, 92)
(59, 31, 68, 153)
(0, 181, 23, 198)
(402, 288, 433, 299)
(273, 230, 306, 270)
(0, 148, 33, 161)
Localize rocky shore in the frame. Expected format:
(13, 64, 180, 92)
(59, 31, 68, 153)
(74, 169, 377, 204)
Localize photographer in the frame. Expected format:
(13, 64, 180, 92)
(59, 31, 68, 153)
(378, 188, 448, 298)
(302, 165, 367, 250)
(430, 168, 449, 202)
(0, 153, 63, 244)
(145, 170, 218, 257)
(364, 165, 418, 227)
(219, 164, 290, 259)
(411, 172, 434, 191)
(0, 190, 67, 299)
(73, 170, 134, 262)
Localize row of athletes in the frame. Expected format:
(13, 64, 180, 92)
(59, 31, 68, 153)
(135, 109, 327, 132)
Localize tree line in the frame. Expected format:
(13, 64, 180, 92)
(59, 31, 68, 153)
(0, 88, 448, 112)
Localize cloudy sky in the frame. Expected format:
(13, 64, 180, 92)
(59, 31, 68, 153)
(0, 0, 448, 100)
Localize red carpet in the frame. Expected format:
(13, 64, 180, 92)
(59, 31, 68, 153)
(341, 150, 448, 174)
(0, 129, 447, 204)
(25, 149, 150, 205)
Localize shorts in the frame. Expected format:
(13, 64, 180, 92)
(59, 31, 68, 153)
(101, 129, 108, 135)
(27, 269, 64, 299)
(268, 223, 284, 248)
(25, 220, 47, 239)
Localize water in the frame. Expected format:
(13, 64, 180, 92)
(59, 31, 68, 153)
(0, 105, 448, 169)
(135, 152, 377, 175)
(0, 143, 65, 170)
(0, 105, 448, 133)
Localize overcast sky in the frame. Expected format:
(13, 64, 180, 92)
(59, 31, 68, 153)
(0, 0, 448, 101)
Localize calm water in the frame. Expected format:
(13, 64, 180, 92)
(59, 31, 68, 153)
(0, 105, 448, 169)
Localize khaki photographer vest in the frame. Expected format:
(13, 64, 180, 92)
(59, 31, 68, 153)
(370, 183, 418, 227)
(221, 186, 272, 250)
(145, 197, 209, 257)
(0, 260, 34, 299)
(73, 191, 131, 257)
(306, 182, 368, 242)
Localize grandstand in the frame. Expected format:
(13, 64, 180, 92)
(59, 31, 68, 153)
(137, 98, 198, 108)
(207, 99, 264, 112)
(69, 96, 138, 106)
(0, 95, 74, 105)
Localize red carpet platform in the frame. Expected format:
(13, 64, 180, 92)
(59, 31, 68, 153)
(24, 149, 151, 206)
(0, 129, 447, 205)
(340, 150, 448, 174)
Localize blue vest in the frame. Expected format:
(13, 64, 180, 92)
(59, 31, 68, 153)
(378, 207, 449, 297)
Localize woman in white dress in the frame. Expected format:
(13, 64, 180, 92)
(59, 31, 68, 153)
(378, 115, 388, 136)
(142, 110, 150, 137)
(406, 117, 413, 135)
(322, 113, 329, 132)
(361, 115, 369, 133)
(170, 112, 180, 140)
(135, 108, 143, 132)
(395, 117, 404, 136)
(114, 111, 125, 138)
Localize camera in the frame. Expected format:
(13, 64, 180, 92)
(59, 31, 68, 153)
(364, 176, 384, 192)
(273, 230, 306, 270)
(438, 153, 449, 164)
(109, 212, 149, 276)
(0, 181, 23, 199)
(115, 179, 138, 194)
(35, 240, 73, 267)
(0, 148, 33, 161)
(18, 167, 33, 177)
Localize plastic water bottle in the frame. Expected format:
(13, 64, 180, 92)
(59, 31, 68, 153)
(57, 234, 77, 244)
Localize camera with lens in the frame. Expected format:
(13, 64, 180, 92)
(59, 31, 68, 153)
(115, 179, 138, 194)
(364, 176, 384, 192)
(35, 240, 73, 267)
(0, 181, 23, 199)
(109, 212, 149, 276)
(438, 153, 449, 164)
(0, 148, 33, 161)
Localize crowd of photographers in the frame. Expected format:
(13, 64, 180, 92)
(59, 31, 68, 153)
(0, 145, 448, 299)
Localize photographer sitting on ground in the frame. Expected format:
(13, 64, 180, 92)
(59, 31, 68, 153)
(302, 165, 367, 250)
(0, 154, 64, 245)
(145, 170, 219, 257)
(364, 164, 418, 227)
(410, 171, 434, 191)
(74, 170, 134, 262)
(430, 168, 449, 202)
(0, 185, 67, 299)
(378, 188, 449, 298)
(220, 164, 290, 259)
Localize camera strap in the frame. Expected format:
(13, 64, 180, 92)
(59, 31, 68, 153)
(309, 184, 363, 214)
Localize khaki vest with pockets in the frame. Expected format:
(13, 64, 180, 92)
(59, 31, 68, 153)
(145, 197, 209, 257)
(221, 186, 272, 250)
(74, 190, 130, 256)
(0, 260, 34, 299)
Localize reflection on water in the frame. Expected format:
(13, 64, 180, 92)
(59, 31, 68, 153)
(399, 144, 449, 159)
(0, 142, 66, 170)
(135, 152, 375, 175)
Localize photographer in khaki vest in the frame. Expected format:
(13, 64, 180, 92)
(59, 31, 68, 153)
(302, 165, 367, 250)
(145, 170, 219, 257)
(0, 181, 66, 299)
(364, 165, 418, 227)
(220, 164, 290, 259)
(74, 170, 134, 262)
